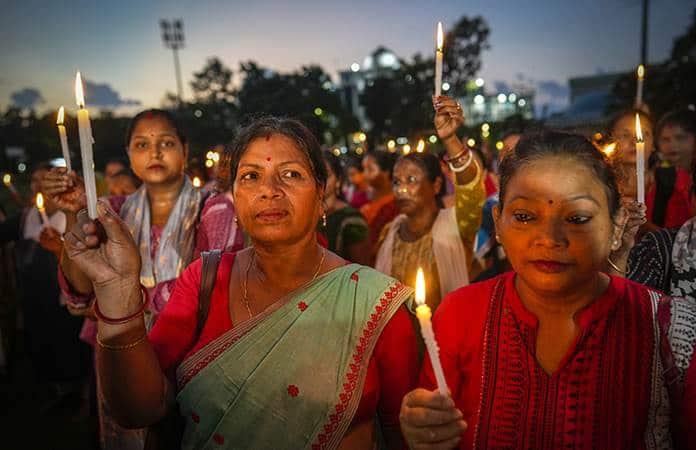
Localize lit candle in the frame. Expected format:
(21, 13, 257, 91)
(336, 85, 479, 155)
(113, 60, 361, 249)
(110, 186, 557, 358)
(434, 22, 444, 97)
(3, 174, 18, 195)
(56, 106, 72, 172)
(416, 139, 426, 153)
(635, 65, 645, 108)
(601, 142, 617, 159)
(75, 72, 98, 219)
(635, 114, 645, 204)
(36, 193, 50, 226)
(415, 267, 449, 396)
(192, 176, 202, 188)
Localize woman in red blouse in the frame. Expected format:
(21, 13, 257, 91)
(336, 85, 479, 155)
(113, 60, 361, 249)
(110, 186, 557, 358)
(61, 117, 417, 449)
(400, 131, 696, 449)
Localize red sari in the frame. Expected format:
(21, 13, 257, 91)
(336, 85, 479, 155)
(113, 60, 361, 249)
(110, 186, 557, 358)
(420, 272, 696, 449)
(149, 253, 419, 432)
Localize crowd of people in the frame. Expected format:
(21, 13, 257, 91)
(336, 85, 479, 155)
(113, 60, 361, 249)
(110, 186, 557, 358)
(0, 95, 695, 449)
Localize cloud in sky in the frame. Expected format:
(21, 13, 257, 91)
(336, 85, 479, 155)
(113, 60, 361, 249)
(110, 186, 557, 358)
(84, 80, 141, 108)
(10, 88, 45, 109)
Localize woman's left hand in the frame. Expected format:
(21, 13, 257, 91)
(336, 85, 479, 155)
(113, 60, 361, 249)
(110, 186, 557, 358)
(39, 226, 63, 257)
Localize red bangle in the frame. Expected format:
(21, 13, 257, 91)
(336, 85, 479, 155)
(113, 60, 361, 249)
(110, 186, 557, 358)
(94, 285, 149, 325)
(443, 147, 469, 164)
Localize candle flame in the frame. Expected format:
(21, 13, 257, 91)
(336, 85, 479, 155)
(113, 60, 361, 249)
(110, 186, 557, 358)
(436, 22, 444, 51)
(416, 139, 425, 153)
(635, 113, 644, 143)
(602, 142, 617, 158)
(36, 193, 45, 210)
(415, 267, 426, 305)
(192, 176, 202, 188)
(637, 64, 645, 80)
(75, 72, 85, 108)
(57, 106, 65, 125)
(2, 174, 10, 186)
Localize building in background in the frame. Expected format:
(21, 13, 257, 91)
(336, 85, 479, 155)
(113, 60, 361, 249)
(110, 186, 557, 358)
(458, 78, 535, 125)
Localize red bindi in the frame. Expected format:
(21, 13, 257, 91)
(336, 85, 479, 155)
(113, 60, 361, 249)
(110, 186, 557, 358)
(266, 157, 272, 162)
(548, 200, 554, 205)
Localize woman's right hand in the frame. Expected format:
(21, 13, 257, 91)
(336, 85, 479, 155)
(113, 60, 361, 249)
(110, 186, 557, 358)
(399, 388, 467, 449)
(42, 167, 87, 213)
(63, 201, 142, 318)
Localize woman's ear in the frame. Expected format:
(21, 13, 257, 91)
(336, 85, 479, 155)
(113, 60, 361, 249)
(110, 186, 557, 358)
(492, 203, 502, 243)
(434, 176, 444, 199)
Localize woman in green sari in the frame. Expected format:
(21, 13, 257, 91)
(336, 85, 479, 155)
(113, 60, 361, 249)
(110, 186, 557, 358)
(61, 117, 419, 449)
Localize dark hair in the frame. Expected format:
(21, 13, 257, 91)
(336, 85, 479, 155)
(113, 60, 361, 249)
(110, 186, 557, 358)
(397, 152, 446, 208)
(125, 109, 188, 148)
(323, 151, 346, 200)
(227, 117, 327, 190)
(656, 108, 696, 139)
(498, 131, 621, 218)
(365, 150, 398, 175)
(344, 155, 363, 172)
(608, 108, 653, 136)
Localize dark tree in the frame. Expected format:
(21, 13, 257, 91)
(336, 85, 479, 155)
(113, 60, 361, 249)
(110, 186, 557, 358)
(443, 16, 491, 94)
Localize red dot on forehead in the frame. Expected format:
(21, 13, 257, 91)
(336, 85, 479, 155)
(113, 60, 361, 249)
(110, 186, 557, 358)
(548, 200, 554, 204)
(266, 157, 272, 162)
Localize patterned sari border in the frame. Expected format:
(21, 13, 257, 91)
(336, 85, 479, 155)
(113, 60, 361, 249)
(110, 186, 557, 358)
(310, 281, 411, 450)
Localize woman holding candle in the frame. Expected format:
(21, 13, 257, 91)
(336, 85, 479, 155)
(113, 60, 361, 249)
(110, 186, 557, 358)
(610, 109, 692, 229)
(42, 109, 243, 450)
(59, 117, 418, 449)
(399, 131, 696, 449)
(374, 95, 484, 309)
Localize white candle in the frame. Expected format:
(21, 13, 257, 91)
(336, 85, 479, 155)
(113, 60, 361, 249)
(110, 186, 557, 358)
(434, 22, 444, 97)
(75, 72, 98, 219)
(36, 193, 50, 226)
(3, 174, 18, 195)
(192, 176, 202, 188)
(56, 106, 72, 172)
(635, 65, 645, 108)
(635, 113, 645, 204)
(415, 267, 449, 396)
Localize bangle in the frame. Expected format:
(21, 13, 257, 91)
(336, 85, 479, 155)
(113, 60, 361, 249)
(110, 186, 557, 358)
(94, 285, 149, 325)
(444, 148, 467, 164)
(448, 150, 474, 173)
(607, 257, 626, 275)
(96, 331, 148, 351)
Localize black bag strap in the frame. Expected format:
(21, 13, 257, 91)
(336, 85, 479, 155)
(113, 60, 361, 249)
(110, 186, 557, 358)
(196, 249, 222, 337)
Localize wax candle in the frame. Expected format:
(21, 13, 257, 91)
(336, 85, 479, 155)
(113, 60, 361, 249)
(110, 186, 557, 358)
(192, 176, 202, 188)
(635, 65, 645, 108)
(75, 72, 98, 219)
(3, 174, 18, 196)
(434, 22, 444, 97)
(415, 267, 449, 396)
(635, 114, 645, 204)
(36, 193, 50, 226)
(56, 106, 72, 172)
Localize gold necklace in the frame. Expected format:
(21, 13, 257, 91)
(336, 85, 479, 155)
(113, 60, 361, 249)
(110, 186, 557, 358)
(242, 247, 326, 319)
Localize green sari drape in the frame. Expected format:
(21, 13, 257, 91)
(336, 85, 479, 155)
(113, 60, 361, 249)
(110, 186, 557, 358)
(176, 264, 412, 450)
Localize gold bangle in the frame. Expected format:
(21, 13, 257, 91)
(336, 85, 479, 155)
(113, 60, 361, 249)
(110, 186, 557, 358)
(96, 331, 148, 351)
(607, 257, 626, 275)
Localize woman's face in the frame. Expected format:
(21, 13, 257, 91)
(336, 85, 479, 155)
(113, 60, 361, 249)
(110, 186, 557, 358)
(612, 114, 654, 165)
(233, 134, 323, 245)
(127, 116, 187, 186)
(362, 155, 385, 188)
(659, 124, 695, 168)
(392, 159, 441, 216)
(494, 156, 620, 298)
(347, 166, 365, 188)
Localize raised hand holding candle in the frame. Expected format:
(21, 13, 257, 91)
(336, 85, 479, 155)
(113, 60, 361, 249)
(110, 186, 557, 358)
(635, 113, 645, 204)
(75, 72, 98, 219)
(56, 106, 72, 172)
(635, 65, 645, 108)
(36, 193, 50, 226)
(434, 22, 444, 97)
(415, 267, 449, 396)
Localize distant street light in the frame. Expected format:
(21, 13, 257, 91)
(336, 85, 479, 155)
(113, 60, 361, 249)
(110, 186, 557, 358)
(160, 19, 185, 107)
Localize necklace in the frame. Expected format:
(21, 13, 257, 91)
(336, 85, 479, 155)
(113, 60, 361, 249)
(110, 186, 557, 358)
(241, 246, 326, 319)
